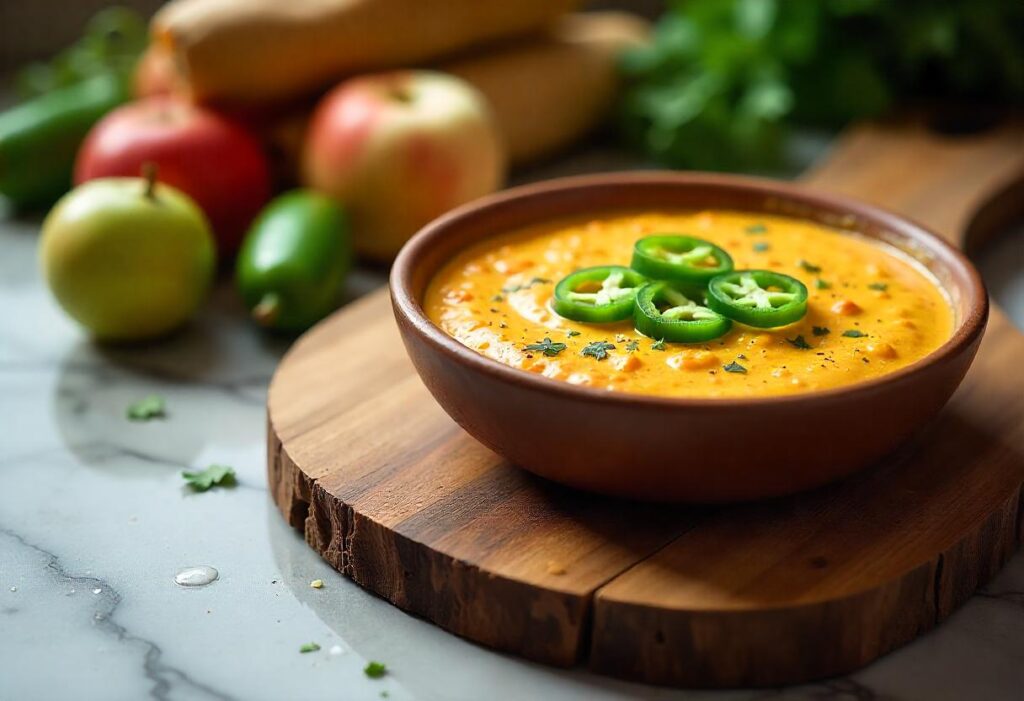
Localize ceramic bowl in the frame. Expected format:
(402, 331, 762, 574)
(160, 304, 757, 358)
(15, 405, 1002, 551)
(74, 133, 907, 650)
(390, 172, 988, 502)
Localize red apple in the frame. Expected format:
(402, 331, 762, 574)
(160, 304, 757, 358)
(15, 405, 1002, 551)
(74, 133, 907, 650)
(75, 97, 271, 257)
(301, 70, 505, 261)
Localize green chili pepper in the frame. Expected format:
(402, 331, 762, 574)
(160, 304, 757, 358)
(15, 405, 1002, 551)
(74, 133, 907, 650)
(633, 282, 732, 343)
(236, 190, 352, 332)
(552, 265, 646, 323)
(707, 270, 808, 328)
(0, 73, 129, 209)
(630, 234, 733, 283)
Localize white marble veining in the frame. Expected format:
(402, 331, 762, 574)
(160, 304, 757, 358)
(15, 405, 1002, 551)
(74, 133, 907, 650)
(2, 190, 1024, 701)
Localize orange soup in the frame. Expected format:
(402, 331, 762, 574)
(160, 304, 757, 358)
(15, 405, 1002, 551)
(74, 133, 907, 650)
(425, 211, 954, 398)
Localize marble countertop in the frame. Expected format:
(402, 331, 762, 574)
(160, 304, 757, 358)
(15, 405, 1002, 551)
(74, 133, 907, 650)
(2, 165, 1023, 700)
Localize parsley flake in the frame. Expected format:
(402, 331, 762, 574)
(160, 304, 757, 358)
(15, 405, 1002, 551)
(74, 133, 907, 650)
(812, 326, 831, 336)
(567, 330, 581, 337)
(491, 294, 504, 302)
(868, 282, 888, 291)
(651, 339, 667, 351)
(299, 642, 320, 653)
(745, 223, 767, 234)
(786, 335, 812, 349)
(753, 242, 770, 252)
(501, 277, 551, 294)
(524, 338, 566, 357)
(364, 661, 387, 679)
(799, 260, 822, 273)
(127, 395, 165, 421)
(723, 361, 747, 374)
(815, 279, 832, 290)
(581, 341, 615, 360)
(842, 329, 867, 338)
(625, 340, 640, 352)
(182, 465, 237, 492)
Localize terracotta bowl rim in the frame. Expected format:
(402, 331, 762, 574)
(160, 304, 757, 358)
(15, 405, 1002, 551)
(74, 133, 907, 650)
(390, 170, 988, 410)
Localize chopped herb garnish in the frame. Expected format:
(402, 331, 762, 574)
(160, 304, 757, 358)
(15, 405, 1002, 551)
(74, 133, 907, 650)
(524, 338, 566, 357)
(799, 260, 822, 273)
(723, 361, 747, 374)
(737, 353, 747, 360)
(786, 335, 812, 349)
(567, 330, 581, 337)
(842, 329, 867, 338)
(364, 661, 387, 679)
(745, 223, 767, 234)
(812, 326, 831, 336)
(625, 339, 640, 352)
(868, 282, 888, 291)
(299, 642, 320, 653)
(501, 277, 551, 294)
(581, 341, 615, 360)
(127, 395, 165, 421)
(753, 242, 770, 252)
(182, 464, 236, 492)
(491, 294, 504, 302)
(815, 278, 832, 290)
(651, 338, 667, 351)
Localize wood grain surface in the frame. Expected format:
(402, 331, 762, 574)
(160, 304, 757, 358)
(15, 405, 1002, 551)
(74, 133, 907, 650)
(267, 116, 1024, 686)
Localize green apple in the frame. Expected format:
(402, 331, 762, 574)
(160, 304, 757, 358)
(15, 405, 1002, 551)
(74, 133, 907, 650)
(40, 175, 216, 341)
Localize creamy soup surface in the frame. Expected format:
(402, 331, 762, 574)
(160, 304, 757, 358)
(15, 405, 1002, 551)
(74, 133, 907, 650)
(425, 211, 954, 398)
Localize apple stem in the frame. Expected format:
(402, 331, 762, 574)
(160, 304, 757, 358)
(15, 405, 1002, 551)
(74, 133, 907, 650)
(252, 293, 281, 327)
(142, 162, 158, 200)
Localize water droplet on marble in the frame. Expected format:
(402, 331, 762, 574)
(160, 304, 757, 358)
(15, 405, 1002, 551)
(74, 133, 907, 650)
(92, 588, 102, 594)
(329, 645, 344, 656)
(174, 566, 219, 587)
(9, 586, 16, 592)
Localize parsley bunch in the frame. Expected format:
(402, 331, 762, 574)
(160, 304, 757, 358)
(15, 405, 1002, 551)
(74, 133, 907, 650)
(618, 0, 1024, 171)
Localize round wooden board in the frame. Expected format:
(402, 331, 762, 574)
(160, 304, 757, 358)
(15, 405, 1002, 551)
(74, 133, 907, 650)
(268, 119, 1024, 687)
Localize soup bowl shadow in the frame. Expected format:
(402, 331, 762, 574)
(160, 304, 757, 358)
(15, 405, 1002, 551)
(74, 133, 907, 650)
(390, 172, 988, 502)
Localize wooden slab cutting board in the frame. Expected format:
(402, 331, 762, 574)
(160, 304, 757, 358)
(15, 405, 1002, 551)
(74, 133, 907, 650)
(267, 116, 1024, 687)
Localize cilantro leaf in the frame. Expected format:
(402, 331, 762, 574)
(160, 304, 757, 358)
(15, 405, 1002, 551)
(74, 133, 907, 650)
(299, 642, 320, 653)
(182, 465, 237, 492)
(625, 339, 640, 352)
(786, 335, 812, 349)
(812, 326, 830, 336)
(581, 341, 615, 360)
(524, 338, 567, 357)
(127, 395, 165, 421)
(567, 330, 581, 337)
(723, 361, 747, 374)
(753, 242, 770, 252)
(815, 278, 831, 290)
(799, 260, 822, 273)
(651, 339, 667, 351)
(842, 329, 867, 338)
(868, 282, 888, 291)
(501, 277, 551, 294)
(745, 223, 767, 234)
(364, 661, 387, 679)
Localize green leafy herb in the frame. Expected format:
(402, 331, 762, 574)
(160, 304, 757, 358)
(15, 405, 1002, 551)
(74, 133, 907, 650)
(491, 294, 504, 302)
(364, 661, 387, 679)
(812, 326, 830, 336)
(581, 341, 615, 360)
(501, 277, 551, 294)
(786, 335, 811, 350)
(126, 395, 165, 421)
(745, 223, 767, 234)
(652, 338, 667, 351)
(299, 642, 320, 653)
(799, 260, 822, 273)
(815, 279, 832, 290)
(868, 282, 888, 291)
(723, 361, 747, 374)
(567, 330, 581, 337)
(524, 338, 567, 357)
(182, 465, 237, 492)
(625, 339, 640, 352)
(753, 242, 771, 253)
(842, 329, 867, 338)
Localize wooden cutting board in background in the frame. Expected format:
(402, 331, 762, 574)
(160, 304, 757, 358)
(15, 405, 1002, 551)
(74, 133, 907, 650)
(267, 116, 1024, 687)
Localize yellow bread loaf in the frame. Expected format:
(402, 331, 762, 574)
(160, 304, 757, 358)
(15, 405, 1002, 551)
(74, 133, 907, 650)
(152, 0, 581, 105)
